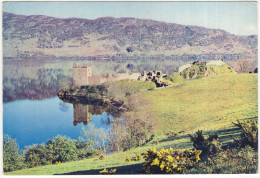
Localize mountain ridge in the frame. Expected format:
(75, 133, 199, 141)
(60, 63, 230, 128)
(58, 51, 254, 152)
(3, 12, 257, 66)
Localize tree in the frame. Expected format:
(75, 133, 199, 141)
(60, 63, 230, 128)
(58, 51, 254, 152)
(235, 59, 253, 73)
(23, 144, 50, 168)
(3, 135, 24, 172)
(45, 135, 78, 163)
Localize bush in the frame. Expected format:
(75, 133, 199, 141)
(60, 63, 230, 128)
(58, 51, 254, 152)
(3, 135, 25, 172)
(189, 130, 222, 158)
(167, 131, 179, 138)
(185, 146, 258, 174)
(142, 148, 202, 174)
(23, 144, 50, 168)
(125, 156, 131, 162)
(99, 168, 117, 174)
(75, 137, 92, 159)
(132, 154, 142, 161)
(99, 155, 105, 160)
(45, 136, 79, 164)
(232, 119, 258, 149)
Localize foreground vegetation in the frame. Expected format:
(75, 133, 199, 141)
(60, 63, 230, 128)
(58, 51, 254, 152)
(4, 73, 257, 175)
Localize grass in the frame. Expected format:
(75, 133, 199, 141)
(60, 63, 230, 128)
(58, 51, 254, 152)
(139, 73, 257, 139)
(5, 73, 257, 175)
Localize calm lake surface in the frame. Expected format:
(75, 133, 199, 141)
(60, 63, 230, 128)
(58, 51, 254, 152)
(3, 59, 180, 149)
(3, 97, 114, 149)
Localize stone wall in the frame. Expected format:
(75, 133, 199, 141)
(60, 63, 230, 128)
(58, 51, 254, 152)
(178, 63, 192, 73)
(206, 60, 225, 66)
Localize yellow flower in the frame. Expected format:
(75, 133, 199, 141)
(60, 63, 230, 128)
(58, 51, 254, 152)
(160, 163, 165, 171)
(166, 155, 174, 162)
(99, 168, 108, 174)
(152, 148, 157, 153)
(166, 166, 172, 173)
(172, 164, 177, 169)
(158, 153, 162, 159)
(109, 169, 117, 174)
(196, 156, 200, 162)
(177, 166, 182, 171)
(151, 158, 160, 166)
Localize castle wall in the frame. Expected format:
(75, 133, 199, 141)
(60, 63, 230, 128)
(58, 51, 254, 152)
(178, 63, 192, 73)
(206, 60, 225, 66)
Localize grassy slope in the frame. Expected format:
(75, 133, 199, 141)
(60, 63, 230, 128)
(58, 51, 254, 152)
(141, 73, 257, 138)
(6, 73, 257, 175)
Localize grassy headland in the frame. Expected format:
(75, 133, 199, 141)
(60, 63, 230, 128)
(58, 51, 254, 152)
(5, 73, 257, 175)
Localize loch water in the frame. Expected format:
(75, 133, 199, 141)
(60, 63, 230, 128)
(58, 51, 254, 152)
(3, 58, 180, 149)
(3, 60, 119, 149)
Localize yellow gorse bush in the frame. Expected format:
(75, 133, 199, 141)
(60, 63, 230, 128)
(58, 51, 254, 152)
(125, 156, 131, 162)
(99, 168, 117, 174)
(143, 147, 202, 174)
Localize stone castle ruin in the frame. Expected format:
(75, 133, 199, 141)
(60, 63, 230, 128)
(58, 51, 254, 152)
(73, 63, 170, 87)
(73, 63, 141, 85)
(139, 70, 168, 87)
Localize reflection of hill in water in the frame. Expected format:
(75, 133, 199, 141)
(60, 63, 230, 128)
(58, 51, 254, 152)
(3, 69, 72, 102)
(3, 60, 73, 102)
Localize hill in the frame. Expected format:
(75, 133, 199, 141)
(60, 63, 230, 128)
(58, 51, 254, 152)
(5, 73, 257, 175)
(3, 13, 257, 65)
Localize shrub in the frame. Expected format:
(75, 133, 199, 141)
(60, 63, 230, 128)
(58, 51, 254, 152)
(75, 137, 92, 159)
(167, 131, 179, 138)
(23, 144, 51, 168)
(3, 135, 25, 172)
(232, 119, 258, 149)
(142, 148, 202, 174)
(99, 168, 117, 174)
(86, 149, 101, 158)
(132, 154, 142, 161)
(125, 156, 131, 162)
(189, 130, 222, 158)
(99, 155, 105, 160)
(45, 136, 78, 164)
(185, 146, 258, 174)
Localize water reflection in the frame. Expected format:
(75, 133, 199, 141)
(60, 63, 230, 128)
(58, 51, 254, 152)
(3, 60, 73, 102)
(65, 101, 121, 126)
(73, 104, 92, 126)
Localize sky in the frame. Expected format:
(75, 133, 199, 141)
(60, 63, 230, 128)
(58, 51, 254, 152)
(3, 1, 258, 36)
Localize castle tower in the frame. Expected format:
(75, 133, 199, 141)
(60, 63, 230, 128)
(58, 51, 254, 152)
(73, 63, 92, 86)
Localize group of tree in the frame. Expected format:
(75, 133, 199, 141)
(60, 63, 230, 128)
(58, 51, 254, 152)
(3, 135, 99, 172)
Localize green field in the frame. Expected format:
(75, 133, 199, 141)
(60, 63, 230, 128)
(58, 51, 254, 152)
(5, 73, 257, 175)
